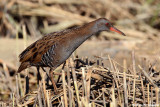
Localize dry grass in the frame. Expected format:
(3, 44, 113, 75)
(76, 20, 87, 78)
(0, 0, 160, 106)
(0, 55, 159, 106)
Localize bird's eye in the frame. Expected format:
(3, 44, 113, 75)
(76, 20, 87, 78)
(105, 23, 109, 26)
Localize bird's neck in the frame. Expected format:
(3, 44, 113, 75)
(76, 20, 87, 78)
(75, 21, 98, 40)
(66, 21, 98, 51)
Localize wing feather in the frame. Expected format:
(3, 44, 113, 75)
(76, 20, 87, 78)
(19, 32, 57, 63)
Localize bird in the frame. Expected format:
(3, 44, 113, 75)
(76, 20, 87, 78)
(17, 18, 126, 92)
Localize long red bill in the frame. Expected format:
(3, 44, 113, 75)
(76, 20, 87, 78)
(110, 26, 126, 36)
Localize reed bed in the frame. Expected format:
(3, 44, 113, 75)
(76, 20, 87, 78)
(0, 0, 160, 40)
(0, 0, 160, 106)
(0, 54, 159, 106)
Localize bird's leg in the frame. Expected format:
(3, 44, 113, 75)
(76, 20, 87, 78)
(49, 68, 57, 93)
(62, 61, 66, 69)
(41, 67, 57, 92)
(41, 67, 50, 86)
(56, 61, 66, 84)
(36, 67, 42, 85)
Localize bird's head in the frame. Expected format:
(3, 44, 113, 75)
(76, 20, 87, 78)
(96, 18, 125, 36)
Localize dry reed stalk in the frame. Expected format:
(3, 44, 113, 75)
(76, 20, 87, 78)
(155, 87, 159, 106)
(151, 87, 153, 104)
(15, 75, 20, 99)
(61, 96, 65, 107)
(92, 67, 139, 78)
(94, 103, 104, 107)
(40, 87, 47, 107)
(76, 72, 102, 80)
(19, 97, 35, 106)
(147, 84, 150, 105)
(112, 60, 122, 105)
(33, 94, 39, 107)
(81, 97, 88, 107)
(25, 18, 37, 38)
(107, 55, 116, 80)
(102, 88, 106, 107)
(123, 59, 128, 107)
(65, 85, 75, 107)
(110, 87, 116, 107)
(18, 73, 24, 97)
(38, 95, 43, 107)
(51, 92, 63, 102)
(15, 75, 20, 106)
(88, 103, 92, 107)
(70, 58, 81, 107)
(112, 61, 120, 84)
(138, 65, 158, 88)
(38, 83, 43, 107)
(66, 60, 72, 107)
(16, 25, 20, 66)
(111, 59, 130, 71)
(92, 92, 103, 102)
(140, 75, 146, 103)
(86, 68, 92, 103)
(128, 77, 131, 100)
(2, 15, 15, 34)
(0, 67, 5, 87)
(41, 68, 47, 105)
(3, 63, 13, 92)
(57, 100, 62, 107)
(81, 69, 85, 99)
(62, 69, 68, 107)
(12, 93, 15, 107)
(22, 25, 27, 49)
(0, 102, 6, 107)
(132, 51, 136, 104)
(82, 67, 88, 105)
(91, 102, 96, 107)
(33, 82, 43, 107)
(46, 90, 51, 107)
(22, 24, 30, 94)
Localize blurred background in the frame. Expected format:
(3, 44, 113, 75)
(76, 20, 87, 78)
(0, 0, 160, 103)
(0, 0, 160, 64)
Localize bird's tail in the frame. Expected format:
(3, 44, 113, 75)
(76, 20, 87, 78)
(17, 62, 30, 73)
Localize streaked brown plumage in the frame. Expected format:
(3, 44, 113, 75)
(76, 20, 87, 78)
(17, 18, 125, 92)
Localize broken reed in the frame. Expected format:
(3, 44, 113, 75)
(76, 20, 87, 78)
(0, 55, 159, 106)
